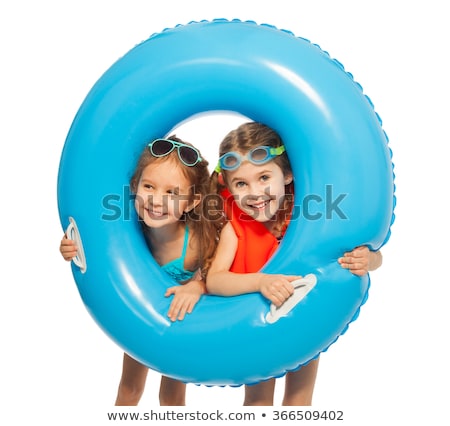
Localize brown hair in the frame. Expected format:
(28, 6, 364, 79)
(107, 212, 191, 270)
(130, 135, 219, 276)
(210, 122, 294, 232)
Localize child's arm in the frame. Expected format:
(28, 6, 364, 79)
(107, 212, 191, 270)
(206, 223, 300, 306)
(60, 234, 78, 261)
(338, 246, 382, 276)
(165, 277, 206, 322)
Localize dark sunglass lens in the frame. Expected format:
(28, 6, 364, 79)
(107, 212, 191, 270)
(179, 146, 198, 165)
(251, 147, 269, 162)
(152, 139, 173, 155)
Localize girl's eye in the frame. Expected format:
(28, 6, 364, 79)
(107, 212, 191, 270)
(235, 181, 247, 188)
(260, 174, 270, 182)
(143, 183, 153, 190)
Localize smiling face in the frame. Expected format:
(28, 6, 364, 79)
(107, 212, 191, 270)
(224, 159, 293, 222)
(134, 157, 197, 229)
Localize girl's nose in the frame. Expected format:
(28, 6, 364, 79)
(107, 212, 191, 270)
(148, 191, 165, 207)
(249, 183, 268, 197)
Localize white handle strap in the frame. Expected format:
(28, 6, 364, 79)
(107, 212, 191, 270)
(66, 217, 87, 273)
(265, 274, 317, 324)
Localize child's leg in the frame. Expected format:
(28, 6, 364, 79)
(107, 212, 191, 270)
(115, 353, 149, 406)
(244, 378, 276, 405)
(282, 358, 319, 406)
(159, 376, 187, 406)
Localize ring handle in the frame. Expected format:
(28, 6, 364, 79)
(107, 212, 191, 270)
(266, 274, 317, 324)
(66, 217, 87, 273)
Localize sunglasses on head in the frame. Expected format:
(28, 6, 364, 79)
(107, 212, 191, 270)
(214, 145, 286, 172)
(148, 139, 203, 167)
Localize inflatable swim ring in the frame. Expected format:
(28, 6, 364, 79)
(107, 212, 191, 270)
(57, 19, 395, 386)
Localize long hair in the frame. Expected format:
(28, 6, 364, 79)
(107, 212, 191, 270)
(130, 135, 219, 277)
(210, 122, 294, 233)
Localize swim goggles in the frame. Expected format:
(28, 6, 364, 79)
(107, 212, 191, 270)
(148, 138, 203, 167)
(214, 145, 285, 172)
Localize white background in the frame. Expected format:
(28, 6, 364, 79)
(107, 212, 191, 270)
(1, 1, 449, 425)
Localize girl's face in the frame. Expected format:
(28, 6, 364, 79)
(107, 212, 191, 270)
(134, 158, 197, 229)
(225, 159, 292, 222)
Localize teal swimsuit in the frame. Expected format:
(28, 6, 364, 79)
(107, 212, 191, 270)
(160, 226, 196, 282)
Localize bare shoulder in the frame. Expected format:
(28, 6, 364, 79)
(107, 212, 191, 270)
(207, 222, 238, 274)
(218, 222, 238, 245)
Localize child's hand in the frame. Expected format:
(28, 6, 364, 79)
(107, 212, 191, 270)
(259, 275, 299, 307)
(165, 280, 206, 322)
(60, 235, 78, 261)
(338, 246, 382, 276)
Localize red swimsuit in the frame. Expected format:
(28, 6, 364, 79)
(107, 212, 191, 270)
(222, 188, 282, 273)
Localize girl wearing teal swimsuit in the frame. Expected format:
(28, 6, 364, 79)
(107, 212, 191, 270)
(60, 136, 218, 405)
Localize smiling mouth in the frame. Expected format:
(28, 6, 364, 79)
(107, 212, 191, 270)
(146, 208, 167, 217)
(247, 199, 270, 211)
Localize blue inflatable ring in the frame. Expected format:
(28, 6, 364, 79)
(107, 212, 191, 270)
(58, 19, 395, 386)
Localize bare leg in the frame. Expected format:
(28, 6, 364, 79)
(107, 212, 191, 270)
(159, 376, 187, 406)
(282, 358, 319, 406)
(115, 353, 149, 406)
(244, 378, 276, 406)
